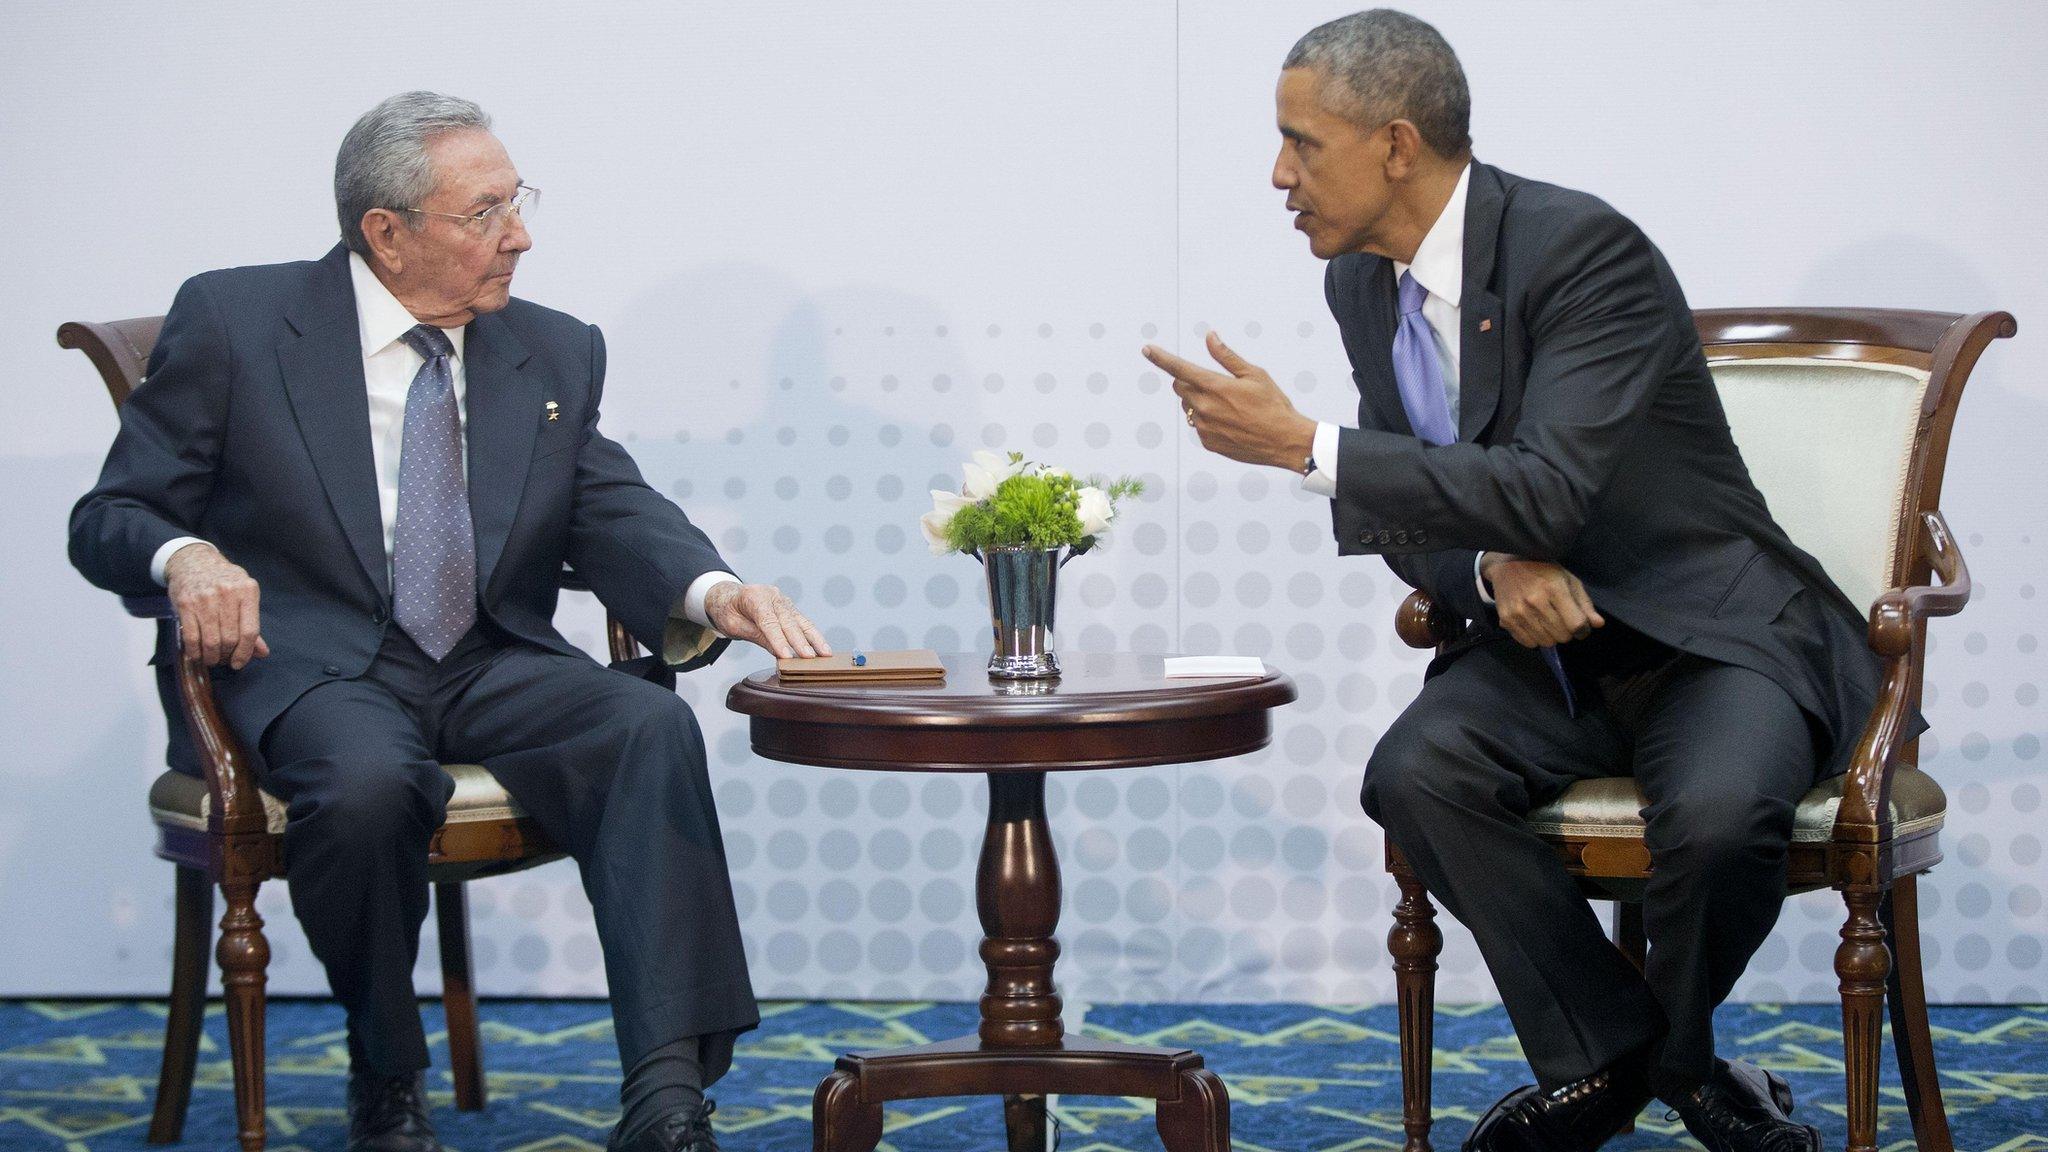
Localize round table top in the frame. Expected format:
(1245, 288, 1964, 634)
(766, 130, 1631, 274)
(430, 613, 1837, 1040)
(726, 652, 1296, 773)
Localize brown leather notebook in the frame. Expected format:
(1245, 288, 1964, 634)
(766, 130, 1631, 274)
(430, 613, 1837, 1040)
(775, 649, 946, 684)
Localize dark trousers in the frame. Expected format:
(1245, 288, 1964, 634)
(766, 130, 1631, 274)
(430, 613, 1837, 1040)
(257, 624, 757, 1080)
(1361, 622, 1818, 1098)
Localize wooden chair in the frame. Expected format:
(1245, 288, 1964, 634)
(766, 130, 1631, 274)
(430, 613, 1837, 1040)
(1379, 308, 2015, 1152)
(59, 317, 647, 1152)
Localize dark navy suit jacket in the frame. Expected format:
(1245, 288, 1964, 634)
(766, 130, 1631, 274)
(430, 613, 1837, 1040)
(71, 244, 731, 747)
(1322, 162, 1890, 774)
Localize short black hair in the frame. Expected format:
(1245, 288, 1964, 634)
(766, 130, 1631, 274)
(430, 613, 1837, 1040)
(1284, 9, 1472, 157)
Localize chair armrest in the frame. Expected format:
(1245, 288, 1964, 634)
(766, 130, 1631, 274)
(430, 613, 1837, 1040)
(560, 566, 644, 663)
(149, 566, 641, 833)
(171, 652, 268, 839)
(130, 595, 268, 839)
(1834, 510, 1970, 844)
(1395, 589, 1467, 650)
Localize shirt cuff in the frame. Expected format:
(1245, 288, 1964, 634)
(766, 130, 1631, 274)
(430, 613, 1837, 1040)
(151, 537, 210, 586)
(1475, 551, 1495, 606)
(682, 570, 742, 631)
(1300, 422, 1342, 497)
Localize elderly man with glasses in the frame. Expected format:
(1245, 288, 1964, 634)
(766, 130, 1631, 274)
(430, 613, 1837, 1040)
(70, 91, 820, 1152)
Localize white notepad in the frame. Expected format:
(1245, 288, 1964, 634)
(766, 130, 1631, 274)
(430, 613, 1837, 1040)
(1162, 656, 1267, 678)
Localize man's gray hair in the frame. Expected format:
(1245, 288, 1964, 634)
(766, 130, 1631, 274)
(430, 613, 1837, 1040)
(1284, 9, 1471, 157)
(334, 91, 492, 255)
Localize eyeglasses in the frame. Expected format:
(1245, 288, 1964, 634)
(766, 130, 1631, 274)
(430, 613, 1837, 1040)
(393, 183, 540, 232)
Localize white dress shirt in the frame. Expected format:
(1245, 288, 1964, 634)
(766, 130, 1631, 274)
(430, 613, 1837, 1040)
(1299, 163, 1493, 602)
(152, 253, 736, 627)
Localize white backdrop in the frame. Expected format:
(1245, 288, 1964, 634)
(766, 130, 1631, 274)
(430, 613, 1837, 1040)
(2, 1, 2042, 1006)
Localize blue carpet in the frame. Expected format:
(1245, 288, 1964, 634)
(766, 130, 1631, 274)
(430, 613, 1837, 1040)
(1, 999, 2041, 1150)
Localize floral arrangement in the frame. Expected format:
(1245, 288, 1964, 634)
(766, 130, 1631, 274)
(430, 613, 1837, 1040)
(921, 451, 1145, 556)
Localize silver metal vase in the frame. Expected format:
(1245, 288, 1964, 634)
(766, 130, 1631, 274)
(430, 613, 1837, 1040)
(980, 544, 1067, 679)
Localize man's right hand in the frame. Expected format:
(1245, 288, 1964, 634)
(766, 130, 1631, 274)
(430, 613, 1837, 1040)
(164, 543, 269, 669)
(1480, 553, 1605, 648)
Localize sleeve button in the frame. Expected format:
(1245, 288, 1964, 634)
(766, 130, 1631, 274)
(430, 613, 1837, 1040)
(1393, 530, 1410, 545)
(1413, 529, 1428, 545)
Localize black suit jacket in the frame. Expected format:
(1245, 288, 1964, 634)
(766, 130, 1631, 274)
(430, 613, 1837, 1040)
(1324, 161, 1885, 774)
(71, 244, 731, 747)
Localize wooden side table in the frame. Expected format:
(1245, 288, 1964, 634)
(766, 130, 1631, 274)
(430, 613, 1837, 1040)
(727, 652, 1294, 1152)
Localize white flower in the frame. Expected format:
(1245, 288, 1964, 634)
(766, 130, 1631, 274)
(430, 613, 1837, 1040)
(921, 490, 976, 555)
(962, 450, 1026, 501)
(1075, 485, 1114, 539)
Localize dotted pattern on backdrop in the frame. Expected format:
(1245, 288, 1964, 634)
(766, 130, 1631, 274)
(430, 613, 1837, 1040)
(201, 314, 2043, 1008)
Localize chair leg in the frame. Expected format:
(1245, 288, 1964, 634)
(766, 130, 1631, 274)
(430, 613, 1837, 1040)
(436, 881, 487, 1112)
(1883, 875, 1953, 1152)
(1390, 864, 1443, 1152)
(149, 865, 214, 1144)
(1836, 885, 1889, 1152)
(1003, 1093, 1046, 1151)
(217, 875, 270, 1152)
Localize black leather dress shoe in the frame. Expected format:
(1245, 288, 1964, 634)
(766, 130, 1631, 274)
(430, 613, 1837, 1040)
(609, 1098, 720, 1152)
(1670, 1059, 1818, 1152)
(1463, 1064, 1653, 1152)
(346, 1069, 442, 1152)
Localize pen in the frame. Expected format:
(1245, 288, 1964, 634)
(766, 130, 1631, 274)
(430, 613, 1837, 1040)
(852, 652, 867, 667)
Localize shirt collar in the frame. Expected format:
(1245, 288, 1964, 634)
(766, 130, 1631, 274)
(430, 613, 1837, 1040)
(347, 250, 466, 362)
(1393, 161, 1472, 308)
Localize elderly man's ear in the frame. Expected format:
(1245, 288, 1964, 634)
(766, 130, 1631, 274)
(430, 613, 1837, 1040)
(360, 211, 406, 275)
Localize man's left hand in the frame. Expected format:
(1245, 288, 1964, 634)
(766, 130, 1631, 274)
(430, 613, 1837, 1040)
(1143, 330, 1316, 470)
(704, 582, 830, 659)
(1482, 553, 1606, 648)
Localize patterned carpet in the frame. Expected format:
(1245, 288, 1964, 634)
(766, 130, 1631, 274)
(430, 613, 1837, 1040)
(1, 999, 2042, 1150)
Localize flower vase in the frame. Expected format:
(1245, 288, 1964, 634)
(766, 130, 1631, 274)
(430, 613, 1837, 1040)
(981, 544, 1065, 679)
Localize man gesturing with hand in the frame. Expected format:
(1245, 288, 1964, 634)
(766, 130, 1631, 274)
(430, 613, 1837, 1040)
(1146, 12, 1889, 1152)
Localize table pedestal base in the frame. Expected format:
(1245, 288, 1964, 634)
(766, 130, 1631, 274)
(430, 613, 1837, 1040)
(812, 1033, 1229, 1152)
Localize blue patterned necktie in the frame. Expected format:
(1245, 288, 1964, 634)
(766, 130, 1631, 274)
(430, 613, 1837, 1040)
(391, 324, 477, 661)
(1392, 272, 1577, 715)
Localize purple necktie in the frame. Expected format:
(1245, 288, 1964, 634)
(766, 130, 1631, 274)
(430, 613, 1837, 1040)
(1393, 271, 1458, 446)
(392, 324, 477, 661)
(1392, 272, 1577, 715)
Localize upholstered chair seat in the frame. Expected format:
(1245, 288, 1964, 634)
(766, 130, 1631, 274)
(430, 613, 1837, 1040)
(1522, 768, 1947, 845)
(149, 763, 525, 838)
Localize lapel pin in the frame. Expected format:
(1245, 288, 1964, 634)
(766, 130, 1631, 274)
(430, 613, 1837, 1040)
(1479, 318, 1493, 333)
(545, 400, 560, 422)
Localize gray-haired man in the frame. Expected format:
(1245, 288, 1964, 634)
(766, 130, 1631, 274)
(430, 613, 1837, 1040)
(1146, 11, 1886, 1152)
(71, 91, 826, 1152)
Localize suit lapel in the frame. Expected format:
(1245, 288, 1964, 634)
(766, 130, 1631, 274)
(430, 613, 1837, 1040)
(1458, 162, 1508, 442)
(278, 247, 389, 598)
(1353, 259, 1417, 437)
(461, 311, 539, 597)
